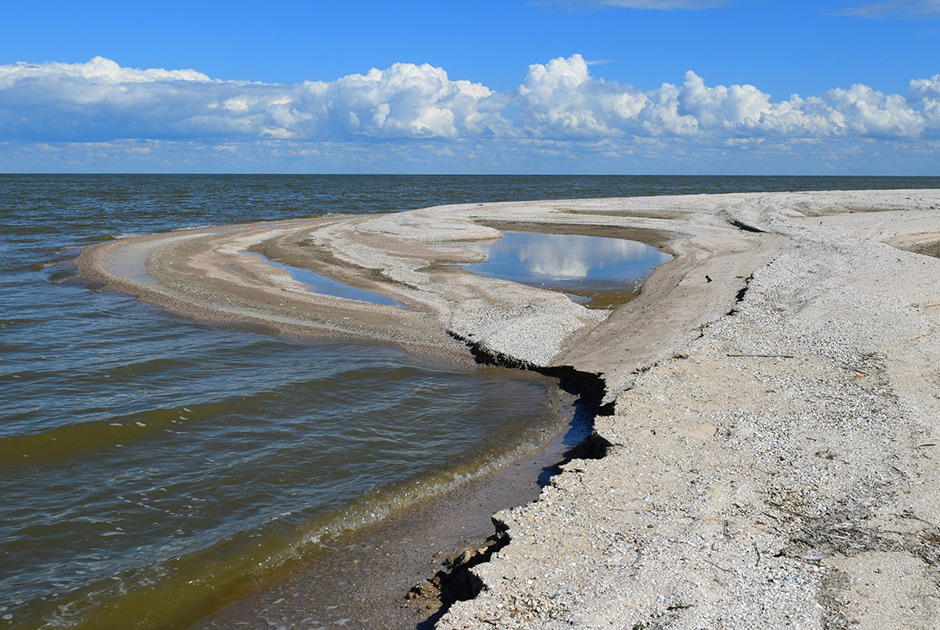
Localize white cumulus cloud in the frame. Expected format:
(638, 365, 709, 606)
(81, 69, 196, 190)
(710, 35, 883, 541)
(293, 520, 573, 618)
(0, 56, 210, 87)
(0, 57, 508, 142)
(513, 54, 940, 140)
(822, 83, 924, 136)
(0, 54, 939, 159)
(908, 74, 940, 126)
(517, 54, 633, 136)
(304, 63, 509, 139)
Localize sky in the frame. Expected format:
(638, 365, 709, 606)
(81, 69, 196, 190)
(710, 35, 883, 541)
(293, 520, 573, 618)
(1, 0, 939, 174)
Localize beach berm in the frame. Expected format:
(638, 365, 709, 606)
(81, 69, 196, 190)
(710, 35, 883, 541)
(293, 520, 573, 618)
(79, 189, 940, 629)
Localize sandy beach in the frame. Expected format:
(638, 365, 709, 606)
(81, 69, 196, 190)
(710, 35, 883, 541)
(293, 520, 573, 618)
(78, 189, 940, 629)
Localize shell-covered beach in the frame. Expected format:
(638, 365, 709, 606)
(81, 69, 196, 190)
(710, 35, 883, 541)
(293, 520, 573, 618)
(76, 186, 940, 628)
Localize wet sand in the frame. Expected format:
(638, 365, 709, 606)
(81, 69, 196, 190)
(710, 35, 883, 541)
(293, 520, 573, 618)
(79, 189, 940, 629)
(190, 390, 582, 630)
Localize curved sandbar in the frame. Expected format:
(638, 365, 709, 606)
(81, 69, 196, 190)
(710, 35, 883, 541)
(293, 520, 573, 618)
(77, 193, 764, 380)
(79, 190, 940, 628)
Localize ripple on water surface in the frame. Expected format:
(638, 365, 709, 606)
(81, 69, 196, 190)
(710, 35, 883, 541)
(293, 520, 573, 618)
(6, 174, 940, 629)
(0, 288, 562, 630)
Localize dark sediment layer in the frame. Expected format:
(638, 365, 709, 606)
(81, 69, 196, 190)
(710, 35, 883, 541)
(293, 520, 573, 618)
(190, 348, 612, 630)
(77, 189, 940, 628)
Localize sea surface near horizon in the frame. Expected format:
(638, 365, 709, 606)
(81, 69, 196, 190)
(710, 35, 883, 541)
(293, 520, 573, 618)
(2, 174, 939, 630)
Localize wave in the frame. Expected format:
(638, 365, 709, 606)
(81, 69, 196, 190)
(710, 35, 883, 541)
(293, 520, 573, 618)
(4, 388, 568, 630)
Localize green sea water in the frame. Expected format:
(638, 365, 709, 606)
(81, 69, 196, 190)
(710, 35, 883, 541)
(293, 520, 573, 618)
(3, 174, 938, 629)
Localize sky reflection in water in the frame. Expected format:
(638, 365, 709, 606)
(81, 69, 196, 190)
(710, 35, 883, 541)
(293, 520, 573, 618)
(244, 251, 406, 308)
(461, 231, 672, 294)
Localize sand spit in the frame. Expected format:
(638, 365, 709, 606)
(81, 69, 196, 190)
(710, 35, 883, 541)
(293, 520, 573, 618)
(78, 190, 940, 628)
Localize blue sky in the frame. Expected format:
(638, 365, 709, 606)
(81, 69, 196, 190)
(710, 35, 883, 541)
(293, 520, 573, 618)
(1, 0, 939, 174)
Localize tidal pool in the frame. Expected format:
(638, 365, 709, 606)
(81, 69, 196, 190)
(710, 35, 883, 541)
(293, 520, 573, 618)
(459, 231, 672, 308)
(245, 251, 406, 309)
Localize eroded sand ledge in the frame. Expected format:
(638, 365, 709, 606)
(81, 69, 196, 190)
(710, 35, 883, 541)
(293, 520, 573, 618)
(78, 190, 940, 628)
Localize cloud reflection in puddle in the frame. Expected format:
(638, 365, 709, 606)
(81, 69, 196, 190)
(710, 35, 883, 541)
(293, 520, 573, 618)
(460, 231, 671, 295)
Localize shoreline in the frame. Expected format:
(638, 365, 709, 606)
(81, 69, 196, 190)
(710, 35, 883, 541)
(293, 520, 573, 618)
(77, 189, 940, 628)
(189, 376, 596, 629)
(75, 216, 617, 628)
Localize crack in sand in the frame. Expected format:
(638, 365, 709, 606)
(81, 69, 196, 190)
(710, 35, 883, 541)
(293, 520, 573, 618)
(77, 189, 940, 629)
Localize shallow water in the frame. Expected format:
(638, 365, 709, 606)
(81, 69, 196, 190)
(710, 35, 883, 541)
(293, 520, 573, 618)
(1, 293, 565, 630)
(3, 174, 939, 630)
(243, 250, 407, 308)
(460, 232, 672, 306)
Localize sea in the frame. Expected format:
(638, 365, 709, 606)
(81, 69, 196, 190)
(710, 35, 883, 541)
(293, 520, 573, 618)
(3, 174, 939, 629)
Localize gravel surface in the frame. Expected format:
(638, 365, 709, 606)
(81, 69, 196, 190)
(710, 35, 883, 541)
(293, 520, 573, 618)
(439, 190, 940, 630)
(78, 189, 940, 629)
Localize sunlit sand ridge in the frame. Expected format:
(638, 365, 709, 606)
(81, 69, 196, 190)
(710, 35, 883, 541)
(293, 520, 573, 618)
(80, 189, 940, 628)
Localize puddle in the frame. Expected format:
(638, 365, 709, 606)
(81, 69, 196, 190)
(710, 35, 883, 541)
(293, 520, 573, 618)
(244, 252, 407, 309)
(459, 232, 671, 308)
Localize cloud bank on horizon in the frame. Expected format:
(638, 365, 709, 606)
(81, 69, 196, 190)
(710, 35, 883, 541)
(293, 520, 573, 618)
(2, 55, 939, 173)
